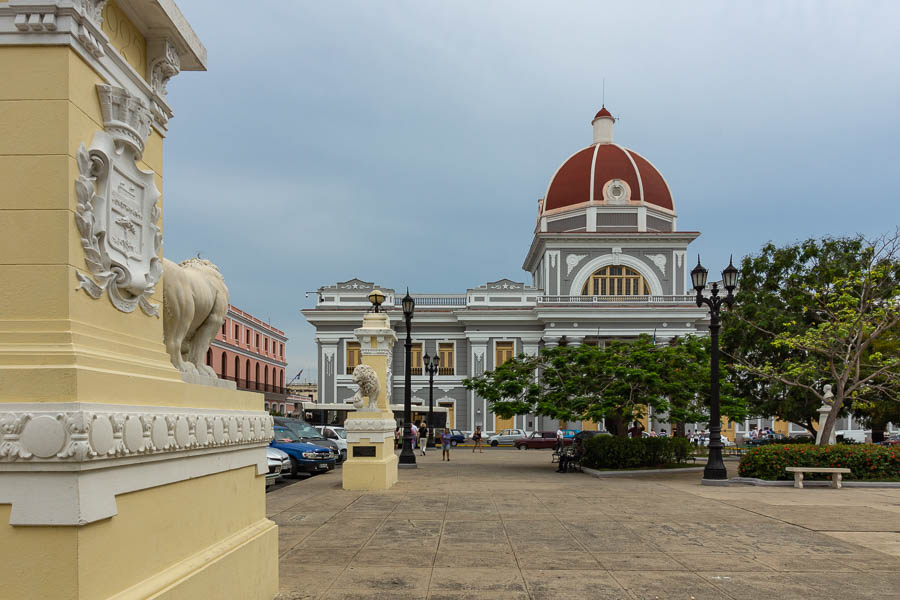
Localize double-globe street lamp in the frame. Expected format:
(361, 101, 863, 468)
(423, 353, 441, 447)
(691, 256, 739, 483)
(399, 290, 417, 467)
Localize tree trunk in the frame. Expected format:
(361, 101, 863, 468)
(673, 422, 685, 437)
(872, 420, 886, 444)
(817, 393, 843, 446)
(607, 415, 626, 438)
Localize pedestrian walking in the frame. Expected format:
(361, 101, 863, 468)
(472, 426, 483, 452)
(555, 427, 564, 452)
(441, 428, 451, 461)
(410, 422, 419, 450)
(419, 421, 428, 456)
(628, 420, 644, 439)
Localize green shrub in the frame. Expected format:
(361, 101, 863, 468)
(738, 444, 900, 481)
(583, 435, 694, 469)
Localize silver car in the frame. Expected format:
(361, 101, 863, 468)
(266, 447, 290, 488)
(487, 428, 528, 447)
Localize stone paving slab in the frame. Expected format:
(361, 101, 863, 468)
(269, 448, 900, 599)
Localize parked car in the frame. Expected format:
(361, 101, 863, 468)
(559, 429, 578, 439)
(315, 425, 347, 462)
(488, 428, 527, 446)
(271, 426, 336, 476)
(449, 429, 466, 446)
(744, 433, 787, 447)
(266, 447, 290, 488)
(274, 417, 342, 462)
(515, 431, 573, 450)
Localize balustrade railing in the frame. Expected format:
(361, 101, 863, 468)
(537, 294, 696, 305)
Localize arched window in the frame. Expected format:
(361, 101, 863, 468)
(255, 363, 260, 390)
(264, 365, 269, 390)
(581, 266, 650, 296)
(280, 370, 284, 388)
(221, 351, 227, 378)
(206, 349, 212, 366)
(234, 356, 240, 380)
(245, 359, 251, 387)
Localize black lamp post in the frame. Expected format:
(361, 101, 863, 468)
(691, 255, 739, 483)
(399, 290, 417, 467)
(423, 353, 441, 448)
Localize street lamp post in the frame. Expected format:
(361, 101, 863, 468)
(691, 256, 739, 484)
(423, 353, 440, 448)
(399, 290, 417, 467)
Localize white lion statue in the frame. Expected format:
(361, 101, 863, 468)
(351, 364, 380, 411)
(162, 257, 228, 377)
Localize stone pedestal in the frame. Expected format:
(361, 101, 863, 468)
(342, 312, 399, 490)
(815, 385, 837, 445)
(0, 5, 277, 599)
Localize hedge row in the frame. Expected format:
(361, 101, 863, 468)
(583, 435, 694, 469)
(738, 444, 900, 481)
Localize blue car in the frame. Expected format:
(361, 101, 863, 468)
(271, 426, 336, 477)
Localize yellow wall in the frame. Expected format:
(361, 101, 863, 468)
(101, 1, 147, 79)
(0, 468, 277, 600)
(0, 45, 179, 405)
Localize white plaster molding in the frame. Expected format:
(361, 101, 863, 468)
(344, 417, 395, 444)
(675, 250, 685, 269)
(75, 121, 161, 316)
(0, 1, 206, 133)
(0, 446, 267, 526)
(566, 253, 586, 276)
(0, 402, 273, 468)
(568, 254, 664, 296)
(647, 253, 667, 272)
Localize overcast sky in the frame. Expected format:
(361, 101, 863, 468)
(162, 1, 900, 383)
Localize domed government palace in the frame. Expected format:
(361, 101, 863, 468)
(302, 107, 725, 435)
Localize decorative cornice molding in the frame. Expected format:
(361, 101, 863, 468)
(0, 403, 273, 468)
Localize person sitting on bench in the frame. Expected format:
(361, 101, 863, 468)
(557, 437, 585, 473)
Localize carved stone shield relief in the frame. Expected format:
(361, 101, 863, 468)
(74, 84, 161, 315)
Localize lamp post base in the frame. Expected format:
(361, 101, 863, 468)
(701, 478, 730, 486)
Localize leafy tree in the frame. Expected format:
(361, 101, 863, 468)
(726, 231, 900, 445)
(464, 335, 744, 437)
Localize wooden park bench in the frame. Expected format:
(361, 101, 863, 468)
(785, 466, 852, 489)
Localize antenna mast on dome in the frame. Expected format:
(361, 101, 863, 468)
(602, 78, 605, 107)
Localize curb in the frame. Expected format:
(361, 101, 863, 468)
(729, 477, 900, 488)
(582, 466, 706, 478)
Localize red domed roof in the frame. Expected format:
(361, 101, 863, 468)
(543, 143, 673, 213)
(593, 106, 613, 120)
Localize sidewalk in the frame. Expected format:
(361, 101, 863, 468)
(269, 447, 900, 599)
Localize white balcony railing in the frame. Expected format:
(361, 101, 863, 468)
(537, 295, 696, 305)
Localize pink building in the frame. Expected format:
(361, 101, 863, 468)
(207, 305, 292, 414)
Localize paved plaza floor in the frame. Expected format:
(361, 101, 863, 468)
(269, 447, 900, 599)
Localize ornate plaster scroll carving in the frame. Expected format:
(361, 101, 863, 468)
(350, 365, 380, 412)
(384, 347, 393, 406)
(324, 349, 335, 376)
(146, 38, 181, 126)
(75, 87, 161, 315)
(548, 251, 559, 268)
(0, 404, 273, 465)
(77, 0, 109, 26)
(473, 348, 485, 375)
(566, 254, 586, 276)
(148, 39, 180, 96)
(647, 254, 667, 272)
(162, 257, 228, 377)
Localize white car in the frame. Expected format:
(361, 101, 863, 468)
(266, 447, 290, 488)
(487, 428, 528, 447)
(316, 425, 347, 461)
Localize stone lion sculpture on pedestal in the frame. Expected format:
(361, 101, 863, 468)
(351, 364, 380, 411)
(162, 257, 228, 377)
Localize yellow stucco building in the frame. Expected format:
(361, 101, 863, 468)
(0, 2, 278, 598)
